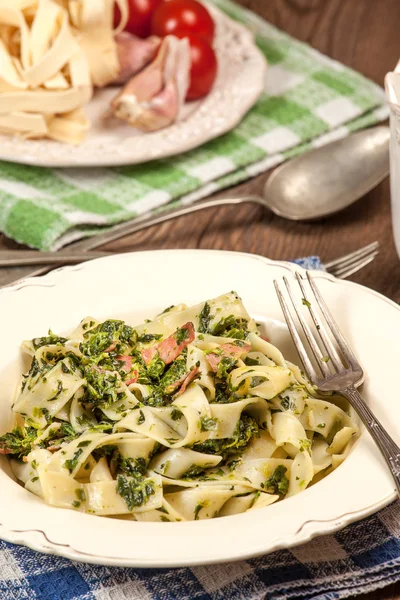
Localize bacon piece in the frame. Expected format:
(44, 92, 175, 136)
(141, 322, 195, 366)
(176, 367, 200, 396)
(105, 341, 117, 353)
(164, 366, 200, 395)
(116, 355, 138, 385)
(206, 342, 252, 373)
(47, 445, 62, 452)
(111, 35, 190, 132)
(0, 448, 13, 455)
(125, 371, 139, 386)
(115, 32, 161, 85)
(141, 346, 158, 365)
(117, 355, 132, 372)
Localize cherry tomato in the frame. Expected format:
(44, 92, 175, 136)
(177, 33, 217, 100)
(151, 0, 215, 44)
(114, 0, 164, 39)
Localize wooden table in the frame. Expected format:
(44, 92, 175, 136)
(0, 0, 399, 597)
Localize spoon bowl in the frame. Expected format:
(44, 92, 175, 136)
(264, 126, 390, 220)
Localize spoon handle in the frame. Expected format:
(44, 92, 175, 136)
(66, 195, 265, 252)
(1, 196, 265, 270)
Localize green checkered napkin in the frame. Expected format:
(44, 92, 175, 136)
(0, 0, 389, 250)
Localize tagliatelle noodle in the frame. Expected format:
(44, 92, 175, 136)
(0, 0, 128, 142)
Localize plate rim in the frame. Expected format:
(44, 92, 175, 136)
(0, 248, 398, 567)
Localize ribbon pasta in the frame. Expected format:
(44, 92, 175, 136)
(0, 0, 128, 142)
(0, 291, 359, 521)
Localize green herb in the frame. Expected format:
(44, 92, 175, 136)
(137, 333, 163, 343)
(199, 416, 218, 432)
(157, 506, 168, 514)
(171, 408, 183, 421)
(265, 465, 289, 495)
(301, 298, 311, 308)
(88, 423, 113, 433)
(212, 315, 248, 340)
(92, 444, 117, 460)
(61, 362, 70, 374)
(77, 440, 91, 448)
(32, 331, 68, 350)
(198, 302, 213, 334)
(193, 415, 258, 461)
(72, 500, 81, 508)
(159, 460, 171, 474)
(119, 456, 148, 477)
(160, 355, 187, 394)
(137, 410, 145, 425)
(317, 423, 326, 429)
(80, 320, 136, 358)
(63, 448, 83, 473)
(299, 438, 311, 452)
(175, 326, 189, 345)
(83, 366, 120, 407)
(321, 356, 330, 363)
(245, 357, 260, 366)
(280, 396, 295, 411)
(0, 426, 37, 460)
(194, 502, 206, 520)
(31, 476, 39, 483)
(216, 357, 238, 379)
(47, 380, 64, 402)
(28, 357, 40, 379)
(146, 356, 166, 380)
(75, 488, 86, 502)
(161, 305, 174, 314)
(182, 464, 206, 479)
(227, 458, 242, 471)
(116, 474, 155, 510)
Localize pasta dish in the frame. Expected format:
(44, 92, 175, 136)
(0, 292, 359, 521)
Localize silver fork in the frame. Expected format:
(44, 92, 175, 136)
(274, 271, 400, 494)
(324, 241, 379, 279)
(0, 242, 380, 279)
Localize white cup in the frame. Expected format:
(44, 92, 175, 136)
(386, 64, 400, 258)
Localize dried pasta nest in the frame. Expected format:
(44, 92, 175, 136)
(0, 0, 128, 143)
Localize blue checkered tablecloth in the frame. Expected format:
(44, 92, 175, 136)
(1, 256, 400, 600)
(1, 501, 400, 600)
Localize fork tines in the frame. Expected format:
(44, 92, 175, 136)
(325, 241, 379, 279)
(274, 272, 363, 390)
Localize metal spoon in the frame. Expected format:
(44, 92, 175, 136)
(0, 125, 389, 269)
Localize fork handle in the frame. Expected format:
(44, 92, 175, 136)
(342, 386, 400, 495)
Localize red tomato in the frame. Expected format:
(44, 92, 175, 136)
(178, 33, 217, 101)
(114, 0, 164, 39)
(151, 0, 215, 44)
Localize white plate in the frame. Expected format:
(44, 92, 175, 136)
(0, 7, 266, 168)
(0, 250, 398, 567)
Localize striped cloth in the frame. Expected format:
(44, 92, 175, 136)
(0, 0, 389, 251)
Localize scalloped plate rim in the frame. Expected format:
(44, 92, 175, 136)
(0, 249, 398, 567)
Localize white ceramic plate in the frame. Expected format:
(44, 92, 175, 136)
(0, 7, 266, 168)
(0, 250, 398, 567)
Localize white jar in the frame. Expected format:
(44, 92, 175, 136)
(386, 65, 400, 258)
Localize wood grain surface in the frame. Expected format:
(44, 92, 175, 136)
(0, 1, 399, 597)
